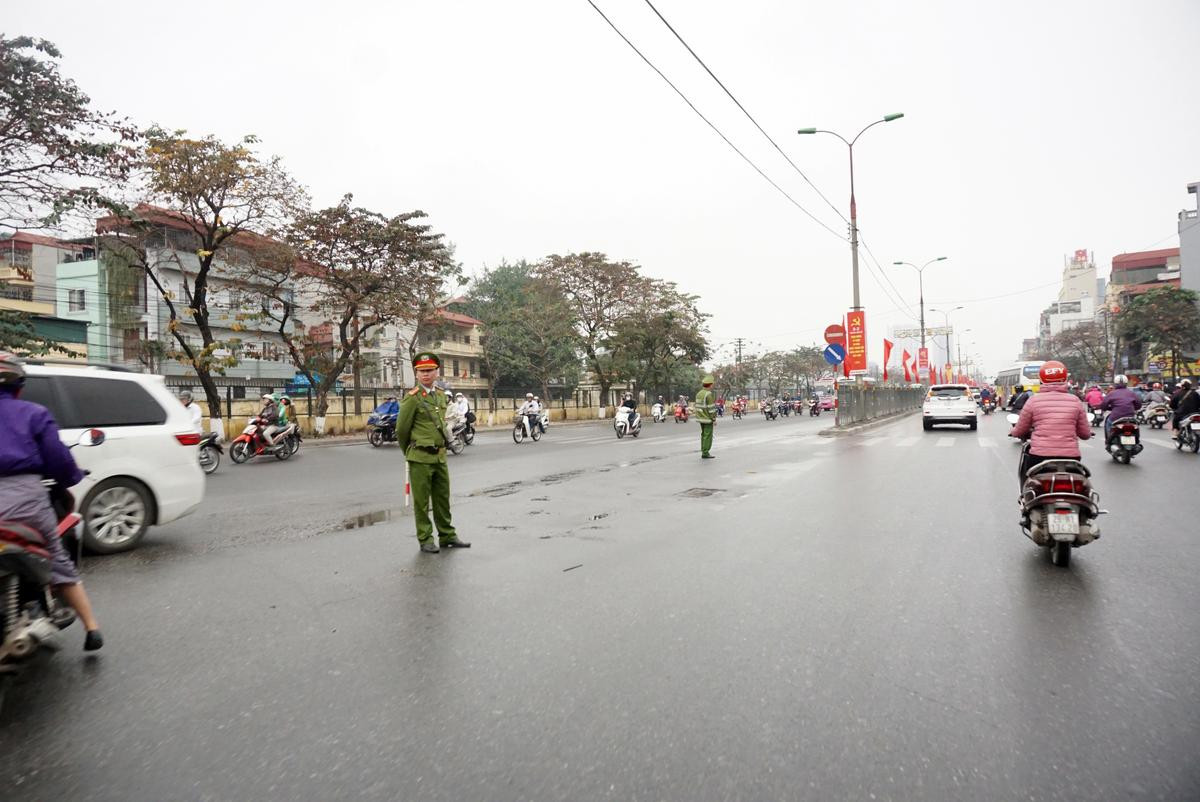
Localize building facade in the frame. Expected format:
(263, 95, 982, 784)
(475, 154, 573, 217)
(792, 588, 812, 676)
(1181, 181, 1199, 296)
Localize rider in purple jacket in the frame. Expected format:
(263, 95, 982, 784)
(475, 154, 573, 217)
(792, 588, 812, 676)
(1099, 375, 1140, 446)
(0, 352, 104, 650)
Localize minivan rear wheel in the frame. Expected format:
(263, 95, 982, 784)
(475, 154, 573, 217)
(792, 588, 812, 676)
(81, 478, 152, 554)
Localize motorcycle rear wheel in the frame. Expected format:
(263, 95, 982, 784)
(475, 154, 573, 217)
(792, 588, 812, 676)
(1192, 436, 1200, 454)
(631, 424, 640, 437)
(199, 446, 220, 474)
(275, 440, 293, 461)
(368, 429, 384, 447)
(464, 427, 475, 445)
(230, 441, 252, 464)
(448, 437, 465, 455)
(1050, 541, 1072, 567)
(531, 427, 542, 442)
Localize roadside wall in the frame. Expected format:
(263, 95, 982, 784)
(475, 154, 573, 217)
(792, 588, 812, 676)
(835, 386, 925, 427)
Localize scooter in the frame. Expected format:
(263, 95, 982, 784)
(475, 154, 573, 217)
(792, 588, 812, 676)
(1144, 404, 1170, 429)
(230, 417, 293, 463)
(809, 399, 821, 417)
(731, 404, 743, 420)
(367, 411, 397, 447)
(981, 399, 995, 416)
(674, 403, 689, 423)
(1016, 441, 1105, 568)
(1088, 407, 1104, 428)
(1105, 416, 1143, 464)
(761, 401, 777, 421)
(513, 413, 542, 444)
(198, 432, 223, 474)
(652, 402, 665, 423)
(1174, 412, 1200, 453)
(0, 429, 103, 711)
(614, 406, 642, 439)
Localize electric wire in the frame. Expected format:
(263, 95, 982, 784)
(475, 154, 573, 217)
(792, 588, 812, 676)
(583, 0, 848, 243)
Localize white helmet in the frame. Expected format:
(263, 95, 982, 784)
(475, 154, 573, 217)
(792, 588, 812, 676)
(526, 392, 534, 399)
(1113, 374, 1128, 386)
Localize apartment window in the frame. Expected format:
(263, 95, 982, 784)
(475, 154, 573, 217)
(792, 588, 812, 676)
(453, 359, 460, 377)
(122, 324, 147, 360)
(469, 360, 476, 377)
(68, 288, 86, 312)
(463, 334, 471, 345)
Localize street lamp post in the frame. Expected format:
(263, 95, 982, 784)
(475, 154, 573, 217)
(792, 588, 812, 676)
(798, 113, 904, 311)
(929, 306, 964, 380)
(892, 256, 947, 350)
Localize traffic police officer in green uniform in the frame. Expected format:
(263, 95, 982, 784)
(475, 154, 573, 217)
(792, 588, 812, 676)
(398, 352, 470, 553)
(695, 374, 717, 459)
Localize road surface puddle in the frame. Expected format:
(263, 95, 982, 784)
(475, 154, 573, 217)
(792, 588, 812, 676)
(677, 488, 725, 498)
(341, 510, 394, 529)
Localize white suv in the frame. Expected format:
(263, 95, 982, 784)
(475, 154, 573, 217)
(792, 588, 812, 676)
(922, 384, 978, 431)
(20, 363, 205, 553)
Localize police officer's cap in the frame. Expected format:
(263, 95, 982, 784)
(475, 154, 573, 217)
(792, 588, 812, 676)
(412, 352, 441, 370)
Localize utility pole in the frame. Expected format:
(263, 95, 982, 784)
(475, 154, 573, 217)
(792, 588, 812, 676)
(733, 337, 746, 395)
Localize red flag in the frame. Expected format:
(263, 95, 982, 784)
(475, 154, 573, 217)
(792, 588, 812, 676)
(882, 339, 893, 381)
(902, 349, 912, 382)
(842, 315, 850, 378)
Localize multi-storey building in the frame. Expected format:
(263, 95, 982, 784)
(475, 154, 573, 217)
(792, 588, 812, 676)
(1, 232, 89, 357)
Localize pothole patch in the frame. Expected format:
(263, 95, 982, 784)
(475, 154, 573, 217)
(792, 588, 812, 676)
(677, 487, 725, 498)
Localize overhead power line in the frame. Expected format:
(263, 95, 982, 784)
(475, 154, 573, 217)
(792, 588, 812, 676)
(639, 0, 848, 226)
(582, 0, 848, 243)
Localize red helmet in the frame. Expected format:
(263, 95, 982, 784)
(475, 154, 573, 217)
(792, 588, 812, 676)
(1039, 360, 1068, 384)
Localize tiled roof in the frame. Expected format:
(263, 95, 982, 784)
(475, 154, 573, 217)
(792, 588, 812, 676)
(1112, 247, 1180, 271)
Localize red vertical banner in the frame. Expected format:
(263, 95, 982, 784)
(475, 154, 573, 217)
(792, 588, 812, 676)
(917, 347, 930, 384)
(902, 349, 912, 382)
(882, 338, 893, 381)
(944, 362, 953, 384)
(845, 311, 867, 374)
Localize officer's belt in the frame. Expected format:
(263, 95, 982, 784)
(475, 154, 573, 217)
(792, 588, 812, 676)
(413, 445, 444, 454)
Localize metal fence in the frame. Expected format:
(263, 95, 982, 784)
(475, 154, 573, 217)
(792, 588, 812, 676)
(836, 386, 925, 427)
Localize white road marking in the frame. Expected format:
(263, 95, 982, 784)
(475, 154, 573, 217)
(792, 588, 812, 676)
(894, 436, 921, 447)
(977, 437, 996, 448)
(936, 437, 955, 448)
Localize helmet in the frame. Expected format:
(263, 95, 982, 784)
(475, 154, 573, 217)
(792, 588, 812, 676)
(1039, 361, 1068, 384)
(455, 392, 464, 399)
(0, 351, 26, 387)
(1153, 382, 1162, 389)
(261, 393, 275, 401)
(1181, 379, 1193, 388)
(526, 392, 534, 399)
(179, 390, 193, 403)
(1113, 373, 1128, 387)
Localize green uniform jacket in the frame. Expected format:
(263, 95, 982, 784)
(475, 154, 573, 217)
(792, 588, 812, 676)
(396, 386, 449, 464)
(694, 388, 717, 423)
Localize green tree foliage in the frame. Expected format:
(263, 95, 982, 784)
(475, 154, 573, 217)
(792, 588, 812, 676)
(609, 280, 709, 399)
(1051, 319, 1113, 382)
(0, 35, 137, 230)
(1116, 287, 1200, 379)
(0, 309, 70, 355)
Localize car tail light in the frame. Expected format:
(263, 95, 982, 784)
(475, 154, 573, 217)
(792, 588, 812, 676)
(175, 432, 201, 446)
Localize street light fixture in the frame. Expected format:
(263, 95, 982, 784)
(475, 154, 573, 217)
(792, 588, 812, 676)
(797, 113, 904, 311)
(929, 306, 964, 377)
(892, 256, 948, 350)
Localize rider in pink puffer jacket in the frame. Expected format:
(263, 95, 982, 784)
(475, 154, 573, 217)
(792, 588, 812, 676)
(1010, 361, 1091, 482)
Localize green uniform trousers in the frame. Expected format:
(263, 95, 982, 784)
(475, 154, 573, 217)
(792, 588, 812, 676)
(408, 460, 457, 543)
(700, 423, 714, 456)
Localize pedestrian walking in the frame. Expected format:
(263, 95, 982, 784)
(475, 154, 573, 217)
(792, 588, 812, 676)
(695, 373, 717, 459)
(397, 352, 470, 554)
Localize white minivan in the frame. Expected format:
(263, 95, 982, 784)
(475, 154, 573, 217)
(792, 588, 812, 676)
(922, 383, 978, 431)
(20, 363, 205, 553)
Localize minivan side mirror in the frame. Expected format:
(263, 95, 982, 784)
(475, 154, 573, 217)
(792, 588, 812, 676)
(76, 428, 106, 447)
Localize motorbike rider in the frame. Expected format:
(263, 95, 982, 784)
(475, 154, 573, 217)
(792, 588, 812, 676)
(1099, 374, 1139, 447)
(979, 386, 993, 407)
(376, 395, 400, 417)
(453, 392, 473, 426)
(180, 390, 203, 433)
(518, 393, 539, 435)
(1084, 385, 1103, 409)
(0, 352, 104, 650)
(1144, 382, 1168, 407)
(257, 393, 282, 447)
(1008, 360, 1091, 488)
(1011, 385, 1033, 412)
(1170, 379, 1199, 438)
(619, 392, 640, 429)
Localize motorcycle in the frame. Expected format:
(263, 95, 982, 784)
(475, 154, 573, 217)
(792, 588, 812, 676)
(981, 399, 995, 416)
(230, 417, 294, 463)
(731, 404, 743, 420)
(0, 430, 103, 710)
(513, 413, 542, 444)
(778, 400, 791, 418)
(674, 403, 689, 423)
(1144, 404, 1170, 429)
(761, 401, 777, 421)
(367, 412, 397, 447)
(1088, 407, 1104, 428)
(614, 406, 642, 439)
(1174, 412, 1200, 453)
(1017, 442, 1105, 568)
(1105, 416, 1143, 465)
(808, 399, 821, 417)
(198, 432, 223, 474)
(651, 402, 665, 423)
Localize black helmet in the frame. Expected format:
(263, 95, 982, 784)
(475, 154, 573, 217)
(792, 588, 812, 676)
(0, 351, 26, 387)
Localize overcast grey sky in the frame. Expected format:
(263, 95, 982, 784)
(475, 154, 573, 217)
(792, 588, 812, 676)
(11, 0, 1200, 375)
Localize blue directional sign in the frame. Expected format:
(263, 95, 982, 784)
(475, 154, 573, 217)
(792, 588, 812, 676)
(823, 343, 846, 365)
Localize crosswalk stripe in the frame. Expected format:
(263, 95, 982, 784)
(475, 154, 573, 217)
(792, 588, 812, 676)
(895, 436, 920, 447)
(977, 437, 996, 448)
(936, 437, 955, 448)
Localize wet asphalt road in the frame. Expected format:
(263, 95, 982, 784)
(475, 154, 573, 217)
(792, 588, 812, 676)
(1, 410, 1198, 801)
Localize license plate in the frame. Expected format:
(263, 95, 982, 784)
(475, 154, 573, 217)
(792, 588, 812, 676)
(1047, 513, 1079, 535)
(1192, 423, 1200, 431)
(1120, 436, 1136, 445)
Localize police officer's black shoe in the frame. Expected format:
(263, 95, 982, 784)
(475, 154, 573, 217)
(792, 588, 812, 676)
(420, 541, 440, 553)
(701, 454, 715, 459)
(84, 630, 104, 651)
(441, 536, 471, 548)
